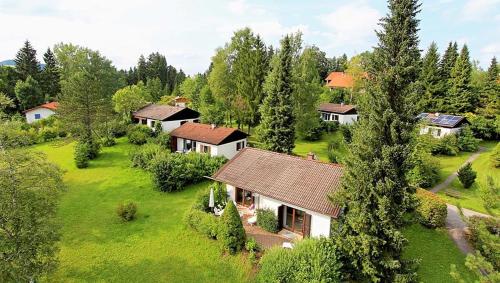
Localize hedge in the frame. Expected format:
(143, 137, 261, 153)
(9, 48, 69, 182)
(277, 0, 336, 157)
(184, 208, 220, 239)
(127, 125, 153, 145)
(468, 216, 500, 270)
(256, 209, 278, 233)
(130, 143, 164, 169)
(257, 238, 343, 282)
(415, 189, 447, 228)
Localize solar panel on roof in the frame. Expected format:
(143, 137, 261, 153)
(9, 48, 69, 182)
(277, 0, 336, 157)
(417, 113, 428, 119)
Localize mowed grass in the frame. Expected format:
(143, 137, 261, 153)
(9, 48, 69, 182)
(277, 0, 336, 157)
(435, 151, 474, 183)
(403, 223, 476, 283)
(437, 141, 499, 215)
(294, 131, 346, 162)
(32, 138, 252, 282)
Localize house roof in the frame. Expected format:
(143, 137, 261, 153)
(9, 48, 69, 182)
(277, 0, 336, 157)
(23, 102, 59, 113)
(417, 113, 466, 128)
(212, 148, 343, 217)
(170, 122, 248, 145)
(132, 104, 198, 121)
(173, 96, 191, 103)
(325, 72, 354, 88)
(318, 103, 357, 114)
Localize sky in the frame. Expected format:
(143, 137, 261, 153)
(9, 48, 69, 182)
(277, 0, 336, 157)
(0, 0, 499, 75)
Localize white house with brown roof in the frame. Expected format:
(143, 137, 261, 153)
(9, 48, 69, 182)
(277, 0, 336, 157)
(212, 148, 343, 238)
(318, 103, 358, 125)
(417, 113, 467, 138)
(24, 102, 59, 123)
(170, 122, 248, 159)
(132, 104, 200, 132)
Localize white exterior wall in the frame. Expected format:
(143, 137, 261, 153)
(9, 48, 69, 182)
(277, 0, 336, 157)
(25, 108, 55, 124)
(420, 126, 461, 138)
(175, 137, 247, 159)
(320, 111, 358, 125)
(225, 185, 332, 237)
(140, 118, 198, 132)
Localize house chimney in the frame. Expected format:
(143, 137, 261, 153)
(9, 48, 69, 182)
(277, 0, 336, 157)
(340, 102, 344, 107)
(435, 112, 440, 117)
(307, 152, 316, 161)
(211, 124, 216, 129)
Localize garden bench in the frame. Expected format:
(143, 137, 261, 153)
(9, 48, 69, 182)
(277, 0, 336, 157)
(444, 189, 461, 198)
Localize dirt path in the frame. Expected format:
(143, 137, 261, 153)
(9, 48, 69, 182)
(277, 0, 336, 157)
(430, 147, 486, 193)
(445, 204, 491, 254)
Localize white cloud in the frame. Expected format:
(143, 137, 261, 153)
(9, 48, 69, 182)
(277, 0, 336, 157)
(318, 1, 381, 50)
(462, 0, 500, 21)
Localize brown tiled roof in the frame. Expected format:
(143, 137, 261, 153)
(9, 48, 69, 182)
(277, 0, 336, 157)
(170, 123, 248, 145)
(325, 72, 354, 88)
(212, 148, 343, 217)
(23, 102, 59, 113)
(318, 103, 356, 114)
(133, 104, 185, 120)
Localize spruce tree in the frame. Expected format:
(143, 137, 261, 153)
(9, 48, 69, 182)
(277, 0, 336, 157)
(419, 42, 444, 112)
(14, 40, 41, 81)
(137, 55, 147, 83)
(487, 57, 498, 83)
(480, 57, 499, 117)
(440, 41, 458, 81)
(40, 48, 61, 101)
(332, 0, 421, 281)
(259, 35, 295, 154)
(448, 45, 477, 113)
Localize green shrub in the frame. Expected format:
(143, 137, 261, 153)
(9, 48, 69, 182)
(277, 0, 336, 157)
(127, 125, 153, 145)
(322, 120, 339, 133)
(108, 119, 128, 138)
(130, 143, 164, 169)
(218, 201, 245, 254)
(457, 126, 480, 152)
(467, 114, 498, 140)
(457, 162, 477, 188)
(39, 127, 59, 142)
(492, 143, 500, 168)
(340, 124, 352, 143)
(432, 134, 459, 156)
(415, 189, 447, 228)
(153, 121, 163, 135)
(149, 152, 227, 192)
(184, 208, 220, 239)
(101, 136, 116, 147)
(245, 237, 260, 252)
(480, 176, 499, 210)
(257, 238, 343, 282)
(116, 202, 137, 221)
(256, 209, 278, 233)
(74, 141, 90, 168)
(408, 153, 440, 188)
(0, 120, 37, 148)
(148, 131, 171, 149)
(468, 216, 500, 270)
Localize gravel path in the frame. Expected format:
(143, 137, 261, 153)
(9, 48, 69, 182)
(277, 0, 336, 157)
(445, 204, 491, 254)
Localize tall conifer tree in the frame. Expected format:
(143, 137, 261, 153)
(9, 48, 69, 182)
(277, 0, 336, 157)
(440, 41, 458, 81)
(419, 42, 443, 112)
(14, 40, 41, 81)
(448, 45, 477, 113)
(41, 48, 61, 101)
(332, 0, 421, 281)
(259, 35, 295, 154)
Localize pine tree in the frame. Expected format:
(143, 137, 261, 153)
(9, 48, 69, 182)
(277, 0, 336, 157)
(487, 57, 498, 83)
(137, 55, 147, 83)
(448, 45, 477, 113)
(40, 48, 61, 101)
(14, 40, 41, 81)
(479, 57, 499, 117)
(419, 42, 444, 112)
(440, 41, 458, 81)
(332, 0, 421, 281)
(259, 35, 295, 154)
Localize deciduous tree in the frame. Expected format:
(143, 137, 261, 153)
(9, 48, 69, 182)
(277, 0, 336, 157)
(14, 75, 43, 110)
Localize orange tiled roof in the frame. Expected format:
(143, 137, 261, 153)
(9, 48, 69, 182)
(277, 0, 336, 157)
(170, 122, 248, 145)
(23, 102, 59, 113)
(325, 72, 354, 88)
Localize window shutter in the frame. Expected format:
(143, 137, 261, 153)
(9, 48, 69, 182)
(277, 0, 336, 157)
(303, 213, 311, 237)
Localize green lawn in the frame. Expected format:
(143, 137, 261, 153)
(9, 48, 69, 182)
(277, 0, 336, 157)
(293, 131, 346, 162)
(435, 151, 474, 183)
(32, 138, 252, 282)
(437, 141, 499, 215)
(403, 223, 476, 283)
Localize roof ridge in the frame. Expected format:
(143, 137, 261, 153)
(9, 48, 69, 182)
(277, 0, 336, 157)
(244, 147, 344, 168)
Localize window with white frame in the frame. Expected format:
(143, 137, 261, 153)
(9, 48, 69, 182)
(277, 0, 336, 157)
(332, 114, 339, 121)
(200, 144, 211, 154)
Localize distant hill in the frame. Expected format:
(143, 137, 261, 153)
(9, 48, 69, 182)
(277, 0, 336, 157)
(0, 59, 15, 67)
(0, 59, 46, 69)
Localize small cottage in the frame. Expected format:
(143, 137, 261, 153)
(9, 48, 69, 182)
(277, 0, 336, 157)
(24, 102, 58, 123)
(318, 103, 358, 125)
(170, 122, 248, 159)
(132, 104, 200, 132)
(212, 148, 343, 238)
(418, 113, 467, 138)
